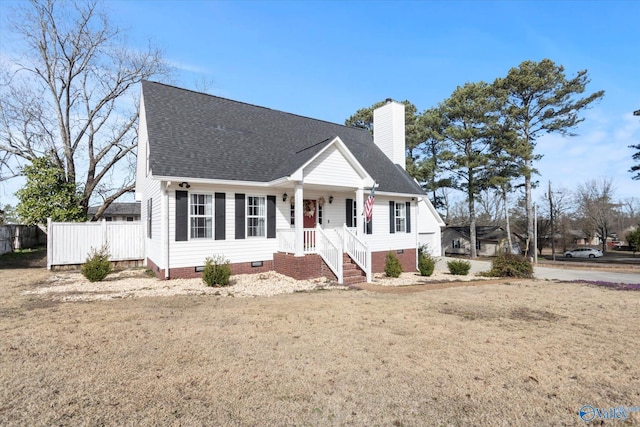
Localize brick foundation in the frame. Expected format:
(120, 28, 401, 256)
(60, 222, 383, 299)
(146, 248, 416, 281)
(146, 257, 274, 280)
(371, 248, 417, 273)
(273, 252, 338, 282)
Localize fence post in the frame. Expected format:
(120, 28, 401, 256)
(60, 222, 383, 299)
(102, 218, 107, 248)
(47, 218, 52, 270)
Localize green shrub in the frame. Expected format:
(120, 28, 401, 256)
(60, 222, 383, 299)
(202, 255, 232, 287)
(384, 252, 403, 278)
(487, 253, 533, 278)
(81, 245, 112, 282)
(447, 259, 471, 276)
(418, 252, 435, 276)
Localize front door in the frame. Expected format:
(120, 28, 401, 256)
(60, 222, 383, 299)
(303, 199, 316, 228)
(303, 199, 316, 250)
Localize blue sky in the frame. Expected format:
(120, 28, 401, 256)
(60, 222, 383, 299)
(1, 0, 639, 206)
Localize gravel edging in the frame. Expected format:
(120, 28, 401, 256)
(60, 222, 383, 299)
(23, 269, 496, 302)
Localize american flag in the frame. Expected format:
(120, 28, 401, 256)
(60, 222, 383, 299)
(364, 184, 375, 222)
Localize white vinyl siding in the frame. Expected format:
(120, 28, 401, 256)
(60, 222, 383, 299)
(247, 196, 266, 237)
(139, 178, 162, 268)
(303, 145, 366, 187)
(166, 186, 281, 268)
(190, 194, 212, 239)
(364, 196, 416, 253)
(148, 185, 419, 270)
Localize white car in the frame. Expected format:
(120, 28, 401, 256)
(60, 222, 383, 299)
(563, 248, 603, 258)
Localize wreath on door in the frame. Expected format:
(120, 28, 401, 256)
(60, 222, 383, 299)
(304, 200, 315, 217)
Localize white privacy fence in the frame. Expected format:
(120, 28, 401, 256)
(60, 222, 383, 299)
(47, 219, 144, 269)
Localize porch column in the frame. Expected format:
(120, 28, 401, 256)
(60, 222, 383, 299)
(356, 187, 364, 236)
(294, 182, 304, 256)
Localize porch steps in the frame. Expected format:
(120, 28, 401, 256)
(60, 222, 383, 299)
(342, 253, 367, 285)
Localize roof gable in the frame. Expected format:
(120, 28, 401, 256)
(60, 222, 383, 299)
(141, 81, 424, 195)
(291, 137, 373, 188)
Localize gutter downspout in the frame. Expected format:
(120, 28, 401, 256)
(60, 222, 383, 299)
(163, 181, 171, 279)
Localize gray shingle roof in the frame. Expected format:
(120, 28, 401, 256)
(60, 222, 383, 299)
(88, 202, 141, 216)
(142, 81, 424, 195)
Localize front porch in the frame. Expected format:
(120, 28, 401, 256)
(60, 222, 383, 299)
(276, 225, 371, 285)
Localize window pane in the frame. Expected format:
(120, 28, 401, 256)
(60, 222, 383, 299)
(352, 202, 357, 227)
(247, 196, 266, 237)
(190, 193, 213, 239)
(395, 202, 406, 232)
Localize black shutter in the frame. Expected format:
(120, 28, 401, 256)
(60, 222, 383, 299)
(215, 192, 225, 240)
(406, 201, 411, 233)
(235, 193, 245, 239)
(175, 190, 188, 241)
(267, 195, 276, 239)
(389, 201, 395, 234)
(366, 215, 372, 235)
(346, 199, 353, 227)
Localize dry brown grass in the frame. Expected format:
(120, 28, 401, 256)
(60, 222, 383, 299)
(1, 267, 639, 426)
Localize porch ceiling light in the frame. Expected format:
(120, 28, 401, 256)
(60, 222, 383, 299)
(283, 193, 288, 202)
(179, 182, 191, 188)
(329, 195, 333, 204)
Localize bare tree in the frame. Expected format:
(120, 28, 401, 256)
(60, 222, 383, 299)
(539, 183, 572, 257)
(0, 0, 168, 219)
(574, 178, 617, 253)
(476, 189, 503, 226)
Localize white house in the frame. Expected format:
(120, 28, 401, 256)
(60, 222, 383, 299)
(135, 82, 443, 284)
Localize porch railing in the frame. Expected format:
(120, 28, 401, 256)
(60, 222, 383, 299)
(316, 226, 343, 284)
(343, 224, 372, 282)
(276, 226, 371, 283)
(303, 228, 316, 254)
(277, 228, 317, 254)
(277, 229, 295, 254)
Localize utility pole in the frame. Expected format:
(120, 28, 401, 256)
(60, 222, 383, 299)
(549, 180, 555, 261)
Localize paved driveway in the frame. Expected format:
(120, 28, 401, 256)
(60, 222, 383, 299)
(435, 257, 640, 285)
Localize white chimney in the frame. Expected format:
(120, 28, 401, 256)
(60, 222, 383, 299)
(373, 99, 405, 169)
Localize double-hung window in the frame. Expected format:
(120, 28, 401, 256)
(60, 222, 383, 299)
(290, 203, 295, 226)
(247, 196, 266, 237)
(395, 202, 406, 232)
(147, 198, 152, 238)
(190, 194, 212, 239)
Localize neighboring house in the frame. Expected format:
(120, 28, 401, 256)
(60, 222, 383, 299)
(443, 226, 518, 257)
(88, 202, 141, 222)
(135, 81, 444, 284)
(568, 230, 601, 247)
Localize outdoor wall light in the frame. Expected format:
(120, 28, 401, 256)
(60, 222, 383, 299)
(283, 193, 288, 202)
(179, 182, 191, 188)
(329, 195, 333, 204)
